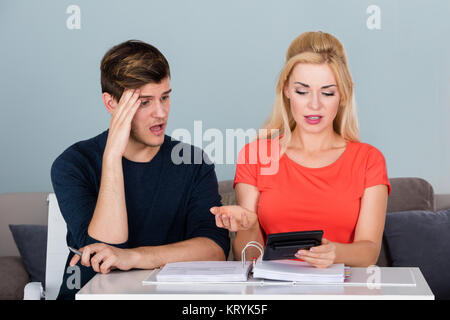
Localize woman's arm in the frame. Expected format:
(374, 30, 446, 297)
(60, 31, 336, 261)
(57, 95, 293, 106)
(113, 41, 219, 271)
(336, 184, 389, 266)
(232, 183, 265, 261)
(209, 183, 264, 260)
(298, 184, 389, 267)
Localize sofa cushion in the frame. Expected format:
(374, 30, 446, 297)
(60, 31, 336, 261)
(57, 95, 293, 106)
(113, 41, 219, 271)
(387, 178, 434, 212)
(435, 194, 450, 211)
(9, 224, 47, 286)
(218, 180, 234, 195)
(218, 180, 235, 206)
(0, 256, 30, 300)
(383, 209, 450, 300)
(375, 238, 392, 267)
(0, 192, 49, 257)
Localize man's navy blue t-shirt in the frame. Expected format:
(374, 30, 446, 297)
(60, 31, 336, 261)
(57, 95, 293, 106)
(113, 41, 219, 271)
(50, 130, 230, 300)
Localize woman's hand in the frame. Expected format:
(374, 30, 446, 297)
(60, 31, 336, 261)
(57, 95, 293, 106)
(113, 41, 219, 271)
(210, 205, 258, 232)
(295, 238, 337, 268)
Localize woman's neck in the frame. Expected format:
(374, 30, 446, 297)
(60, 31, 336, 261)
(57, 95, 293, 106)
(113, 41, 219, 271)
(289, 126, 344, 153)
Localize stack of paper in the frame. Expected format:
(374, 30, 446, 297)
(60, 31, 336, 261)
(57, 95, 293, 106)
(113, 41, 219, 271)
(252, 259, 345, 283)
(156, 261, 252, 282)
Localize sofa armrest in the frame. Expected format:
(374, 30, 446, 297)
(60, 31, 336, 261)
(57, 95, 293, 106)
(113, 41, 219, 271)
(435, 194, 450, 211)
(23, 282, 44, 300)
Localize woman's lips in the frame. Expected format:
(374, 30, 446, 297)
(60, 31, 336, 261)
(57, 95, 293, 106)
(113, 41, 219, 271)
(304, 115, 322, 125)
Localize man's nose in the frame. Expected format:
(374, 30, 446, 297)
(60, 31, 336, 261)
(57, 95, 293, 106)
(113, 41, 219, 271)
(152, 100, 168, 118)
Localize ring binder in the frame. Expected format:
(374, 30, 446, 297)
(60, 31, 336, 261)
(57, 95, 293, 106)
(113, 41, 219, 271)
(241, 241, 264, 267)
(143, 231, 347, 285)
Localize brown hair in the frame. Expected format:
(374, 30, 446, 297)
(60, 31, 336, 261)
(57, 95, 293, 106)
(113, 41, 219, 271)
(100, 40, 170, 101)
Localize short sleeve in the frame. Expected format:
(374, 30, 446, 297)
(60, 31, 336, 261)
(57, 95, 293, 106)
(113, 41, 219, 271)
(364, 147, 391, 195)
(234, 141, 259, 188)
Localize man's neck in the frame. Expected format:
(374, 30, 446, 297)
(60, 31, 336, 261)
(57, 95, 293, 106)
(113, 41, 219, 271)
(123, 139, 162, 163)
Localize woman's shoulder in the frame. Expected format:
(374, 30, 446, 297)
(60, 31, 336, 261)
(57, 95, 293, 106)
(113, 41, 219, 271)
(348, 139, 382, 152)
(347, 140, 387, 162)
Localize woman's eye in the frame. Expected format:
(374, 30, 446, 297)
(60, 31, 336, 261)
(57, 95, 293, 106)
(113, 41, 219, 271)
(294, 89, 335, 97)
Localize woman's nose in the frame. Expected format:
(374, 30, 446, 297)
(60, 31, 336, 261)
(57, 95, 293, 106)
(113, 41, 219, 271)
(308, 92, 321, 110)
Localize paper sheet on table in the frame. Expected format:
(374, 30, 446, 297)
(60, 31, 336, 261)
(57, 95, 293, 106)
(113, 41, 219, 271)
(252, 259, 345, 283)
(153, 261, 252, 282)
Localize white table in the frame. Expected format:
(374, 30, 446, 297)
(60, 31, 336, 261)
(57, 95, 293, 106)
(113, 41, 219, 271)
(76, 267, 434, 300)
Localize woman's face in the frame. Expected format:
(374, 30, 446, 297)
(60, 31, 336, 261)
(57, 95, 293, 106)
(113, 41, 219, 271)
(284, 63, 340, 135)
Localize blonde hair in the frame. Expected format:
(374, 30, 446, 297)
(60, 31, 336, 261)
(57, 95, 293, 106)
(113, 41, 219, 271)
(260, 31, 360, 154)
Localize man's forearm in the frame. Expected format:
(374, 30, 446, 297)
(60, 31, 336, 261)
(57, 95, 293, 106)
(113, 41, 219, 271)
(130, 237, 226, 269)
(87, 154, 128, 244)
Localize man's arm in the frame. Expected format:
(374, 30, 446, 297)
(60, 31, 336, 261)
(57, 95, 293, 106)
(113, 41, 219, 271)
(71, 148, 230, 273)
(70, 238, 225, 273)
(133, 237, 226, 268)
(86, 89, 141, 244)
(86, 154, 128, 244)
(71, 163, 228, 272)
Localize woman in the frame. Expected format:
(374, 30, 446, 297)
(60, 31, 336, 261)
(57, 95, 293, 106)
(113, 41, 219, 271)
(210, 31, 391, 268)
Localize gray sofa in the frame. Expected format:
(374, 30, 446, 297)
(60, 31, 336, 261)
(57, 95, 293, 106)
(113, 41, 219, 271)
(1, 177, 449, 299)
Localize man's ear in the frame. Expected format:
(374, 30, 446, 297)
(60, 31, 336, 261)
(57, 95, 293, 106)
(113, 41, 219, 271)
(102, 92, 118, 115)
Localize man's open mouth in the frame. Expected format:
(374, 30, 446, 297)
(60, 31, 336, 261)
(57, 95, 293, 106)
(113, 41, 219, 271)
(150, 123, 165, 134)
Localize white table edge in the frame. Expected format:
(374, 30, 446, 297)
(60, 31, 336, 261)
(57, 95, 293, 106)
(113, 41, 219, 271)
(76, 267, 435, 300)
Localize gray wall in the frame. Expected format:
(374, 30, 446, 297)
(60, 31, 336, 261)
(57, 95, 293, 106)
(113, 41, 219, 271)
(1, 0, 449, 194)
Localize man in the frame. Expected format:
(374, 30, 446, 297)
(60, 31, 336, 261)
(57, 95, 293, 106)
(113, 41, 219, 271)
(51, 40, 229, 300)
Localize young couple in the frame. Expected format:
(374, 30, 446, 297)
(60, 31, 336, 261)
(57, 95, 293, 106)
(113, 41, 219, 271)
(51, 31, 390, 300)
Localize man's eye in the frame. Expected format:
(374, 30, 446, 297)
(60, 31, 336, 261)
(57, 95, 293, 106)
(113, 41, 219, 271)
(140, 100, 150, 107)
(161, 95, 170, 101)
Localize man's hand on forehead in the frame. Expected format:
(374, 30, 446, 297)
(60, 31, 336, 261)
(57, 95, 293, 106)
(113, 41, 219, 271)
(105, 88, 141, 159)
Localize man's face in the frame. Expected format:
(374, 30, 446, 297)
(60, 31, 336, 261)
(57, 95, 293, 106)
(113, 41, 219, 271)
(129, 77, 171, 148)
